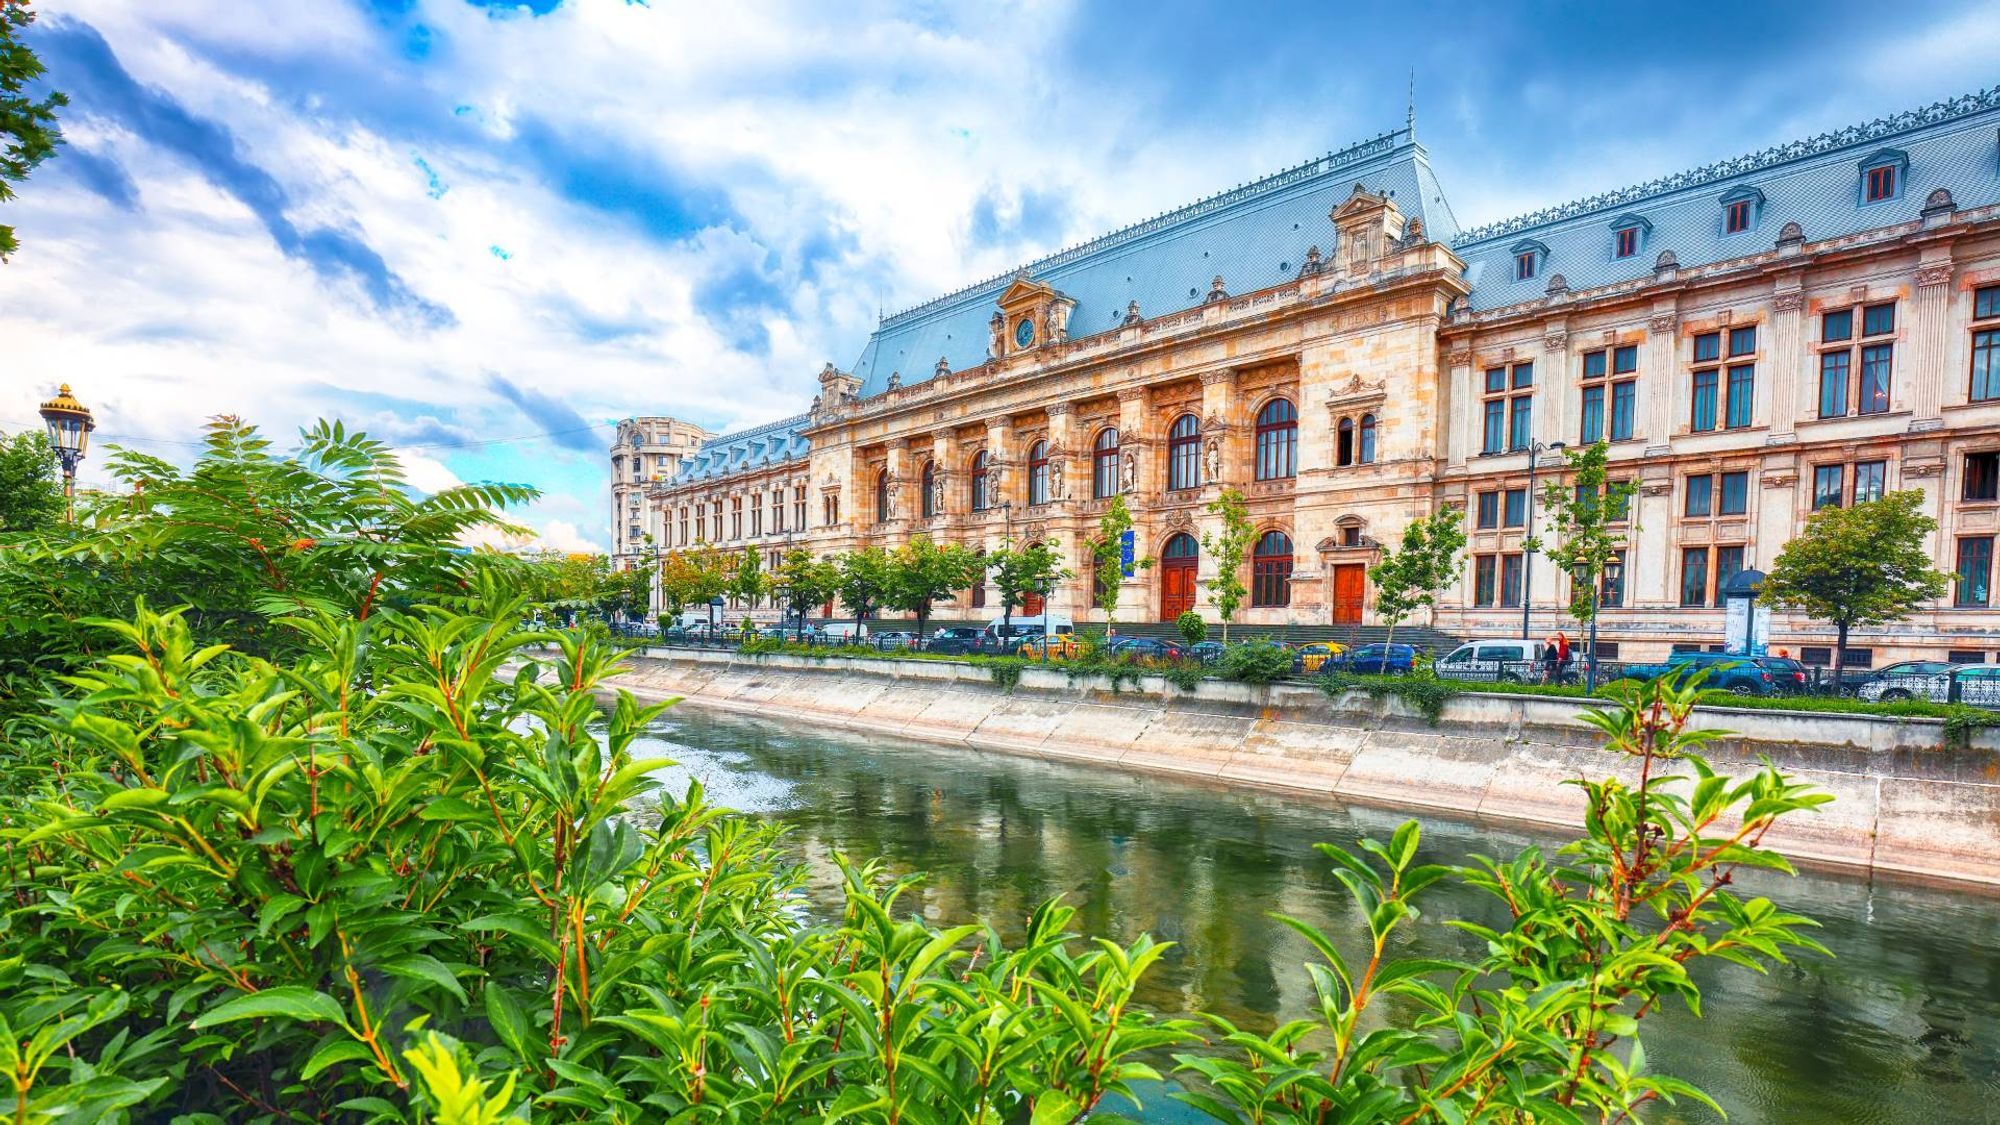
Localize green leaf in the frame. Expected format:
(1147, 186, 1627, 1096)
(190, 987, 346, 1029)
(301, 1037, 375, 1080)
(382, 955, 468, 1003)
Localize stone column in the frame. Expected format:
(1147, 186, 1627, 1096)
(1632, 472, 1675, 607)
(1045, 403, 1074, 506)
(1755, 456, 1800, 572)
(883, 444, 906, 533)
(984, 415, 1014, 514)
(1117, 386, 1150, 493)
(1199, 368, 1238, 488)
(1765, 276, 1804, 443)
(930, 432, 952, 524)
(1540, 321, 1571, 447)
(1445, 341, 1473, 468)
(1641, 307, 1679, 454)
(1908, 257, 1957, 429)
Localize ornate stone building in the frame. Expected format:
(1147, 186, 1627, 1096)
(608, 416, 710, 568)
(643, 88, 2000, 666)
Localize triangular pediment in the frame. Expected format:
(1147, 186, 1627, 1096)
(998, 274, 1063, 311)
(1332, 183, 1390, 220)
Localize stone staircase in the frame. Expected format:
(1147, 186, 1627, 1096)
(910, 616, 1461, 652)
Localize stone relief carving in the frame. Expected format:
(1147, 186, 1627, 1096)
(1298, 245, 1324, 277)
(1205, 275, 1229, 303)
(988, 312, 1005, 358)
(1123, 300, 1143, 327)
(1203, 438, 1221, 483)
(935, 356, 950, 377)
(1916, 263, 1955, 288)
(1199, 369, 1236, 387)
(1049, 457, 1066, 500)
(932, 473, 946, 515)
(1647, 312, 1678, 335)
(886, 371, 901, 391)
(1121, 451, 1137, 493)
(1048, 299, 1072, 342)
(1165, 509, 1195, 533)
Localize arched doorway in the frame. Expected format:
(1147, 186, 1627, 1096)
(1160, 532, 1199, 620)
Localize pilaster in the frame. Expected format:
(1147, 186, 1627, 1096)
(1908, 254, 1957, 428)
(1641, 305, 1679, 453)
(1765, 276, 1804, 442)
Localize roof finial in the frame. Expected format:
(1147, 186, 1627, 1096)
(1406, 70, 1416, 139)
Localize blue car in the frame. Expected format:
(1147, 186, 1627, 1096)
(1331, 643, 1419, 675)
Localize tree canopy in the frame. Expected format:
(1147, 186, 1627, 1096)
(1759, 489, 1950, 682)
(1, 1, 66, 260)
(0, 427, 63, 531)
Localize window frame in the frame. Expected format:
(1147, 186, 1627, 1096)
(1964, 451, 2000, 503)
(1358, 413, 1377, 464)
(1092, 428, 1120, 500)
(1957, 536, 1995, 607)
(1167, 414, 1201, 491)
(1251, 530, 1294, 608)
(1972, 285, 2000, 404)
(1817, 301, 1897, 418)
(1254, 398, 1298, 481)
(970, 451, 990, 512)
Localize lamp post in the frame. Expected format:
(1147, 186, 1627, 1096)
(1520, 439, 1566, 641)
(1584, 554, 1623, 693)
(37, 384, 94, 524)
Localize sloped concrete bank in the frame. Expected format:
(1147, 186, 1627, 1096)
(602, 649, 2000, 890)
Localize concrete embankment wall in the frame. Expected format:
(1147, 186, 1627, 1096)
(602, 650, 2000, 890)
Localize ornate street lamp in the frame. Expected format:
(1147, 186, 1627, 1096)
(1521, 439, 1566, 641)
(37, 384, 94, 523)
(1582, 553, 1625, 693)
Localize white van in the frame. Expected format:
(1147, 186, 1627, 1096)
(1435, 639, 1543, 682)
(985, 612, 1073, 638)
(822, 621, 869, 642)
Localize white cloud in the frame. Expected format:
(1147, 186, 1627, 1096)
(395, 448, 465, 494)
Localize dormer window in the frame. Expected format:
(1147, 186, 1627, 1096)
(1720, 186, 1764, 235)
(1608, 214, 1650, 260)
(1510, 239, 1548, 282)
(1859, 148, 1908, 204)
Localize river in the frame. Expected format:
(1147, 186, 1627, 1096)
(641, 706, 2000, 1123)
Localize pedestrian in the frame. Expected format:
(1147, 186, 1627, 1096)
(1540, 635, 1561, 684)
(1555, 631, 1572, 679)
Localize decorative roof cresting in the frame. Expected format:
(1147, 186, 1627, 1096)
(1454, 86, 2000, 245)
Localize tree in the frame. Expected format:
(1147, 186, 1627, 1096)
(0, 427, 62, 531)
(1085, 495, 1152, 640)
(656, 547, 728, 619)
(1, 1, 67, 260)
(884, 535, 982, 640)
(835, 545, 894, 626)
(1368, 503, 1468, 655)
(728, 545, 769, 617)
(1201, 487, 1257, 642)
(774, 547, 839, 639)
(989, 541, 1068, 638)
(1760, 489, 1951, 687)
(1534, 442, 1636, 628)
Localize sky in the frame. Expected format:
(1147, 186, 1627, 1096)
(5, 0, 1999, 551)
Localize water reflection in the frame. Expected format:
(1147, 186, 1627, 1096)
(642, 708, 2000, 1124)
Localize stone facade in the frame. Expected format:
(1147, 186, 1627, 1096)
(608, 416, 710, 567)
(636, 89, 2000, 664)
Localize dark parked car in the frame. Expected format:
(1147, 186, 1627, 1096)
(930, 626, 1042, 656)
(871, 631, 920, 651)
(1617, 651, 1808, 695)
(1330, 642, 1419, 675)
(1188, 641, 1225, 665)
(932, 626, 982, 643)
(1107, 637, 1189, 664)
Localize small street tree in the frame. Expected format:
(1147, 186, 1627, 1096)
(1201, 487, 1257, 643)
(990, 541, 1068, 638)
(774, 547, 839, 639)
(1085, 495, 1152, 641)
(657, 547, 729, 621)
(885, 535, 983, 640)
(835, 546, 894, 627)
(728, 547, 769, 628)
(1368, 504, 1468, 655)
(1534, 441, 1638, 685)
(1760, 489, 1950, 688)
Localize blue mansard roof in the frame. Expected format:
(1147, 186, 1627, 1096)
(669, 412, 811, 485)
(849, 126, 1458, 398)
(1454, 87, 2000, 311)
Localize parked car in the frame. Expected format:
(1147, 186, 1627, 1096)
(1435, 639, 1545, 683)
(1107, 637, 1188, 665)
(932, 626, 982, 643)
(1188, 640, 1225, 665)
(821, 622, 869, 643)
(1290, 642, 1346, 674)
(1019, 632, 1089, 660)
(871, 631, 920, 651)
(1616, 651, 1809, 695)
(1330, 642, 1419, 675)
(1857, 663, 2000, 705)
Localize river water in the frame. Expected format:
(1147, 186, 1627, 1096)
(640, 707, 2000, 1124)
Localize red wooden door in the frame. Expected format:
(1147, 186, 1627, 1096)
(1332, 564, 1366, 624)
(1160, 563, 1195, 620)
(1022, 590, 1045, 616)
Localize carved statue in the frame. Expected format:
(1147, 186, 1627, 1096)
(932, 473, 945, 516)
(1048, 299, 1072, 343)
(1049, 457, 1066, 500)
(886, 371, 901, 391)
(1121, 450, 1137, 493)
(988, 312, 1006, 358)
(1203, 438, 1221, 483)
(1123, 299, 1143, 327)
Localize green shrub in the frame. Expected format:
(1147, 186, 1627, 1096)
(987, 656, 1026, 691)
(1318, 670, 1461, 724)
(1175, 610, 1207, 646)
(1218, 639, 1294, 684)
(1163, 661, 1208, 692)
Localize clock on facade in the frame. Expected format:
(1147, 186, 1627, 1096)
(1014, 317, 1035, 348)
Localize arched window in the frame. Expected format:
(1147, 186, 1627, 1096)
(1093, 427, 1120, 500)
(1028, 440, 1050, 506)
(1168, 413, 1201, 491)
(1337, 417, 1355, 467)
(1359, 413, 1377, 464)
(1163, 533, 1200, 561)
(875, 471, 890, 523)
(970, 451, 990, 511)
(1252, 530, 1294, 608)
(1255, 398, 1297, 481)
(921, 461, 937, 519)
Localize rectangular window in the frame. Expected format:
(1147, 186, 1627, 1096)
(1503, 488, 1527, 527)
(1500, 553, 1524, 607)
(1615, 227, 1638, 258)
(1725, 364, 1755, 428)
(1813, 465, 1845, 510)
(1822, 309, 1854, 343)
(1729, 326, 1757, 356)
(1482, 400, 1505, 455)
(1719, 471, 1749, 515)
(1476, 491, 1499, 529)
(1582, 350, 1607, 379)
(1694, 332, 1721, 363)
(1950, 650, 1988, 664)
(1509, 396, 1533, 451)
(1580, 385, 1604, 443)
(1680, 547, 1710, 607)
(1862, 302, 1896, 337)
(1800, 646, 1832, 666)
(1980, 285, 2000, 321)
(1957, 536, 1994, 607)
(1511, 362, 1534, 389)
(1605, 481, 1631, 522)
(1685, 474, 1714, 518)
(1858, 344, 1893, 415)
(1475, 555, 1497, 606)
(1609, 380, 1636, 441)
(1516, 252, 1536, 280)
(1974, 330, 2000, 403)
(1725, 199, 1751, 233)
(1715, 545, 1745, 604)
(1966, 452, 2000, 502)
(1818, 351, 1850, 418)
(1691, 369, 1718, 432)
(1613, 344, 1638, 374)
(1485, 367, 1508, 394)
(1865, 163, 1896, 202)
(1853, 460, 1887, 504)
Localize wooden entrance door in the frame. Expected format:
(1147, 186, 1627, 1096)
(1160, 533, 1199, 620)
(1332, 564, 1366, 625)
